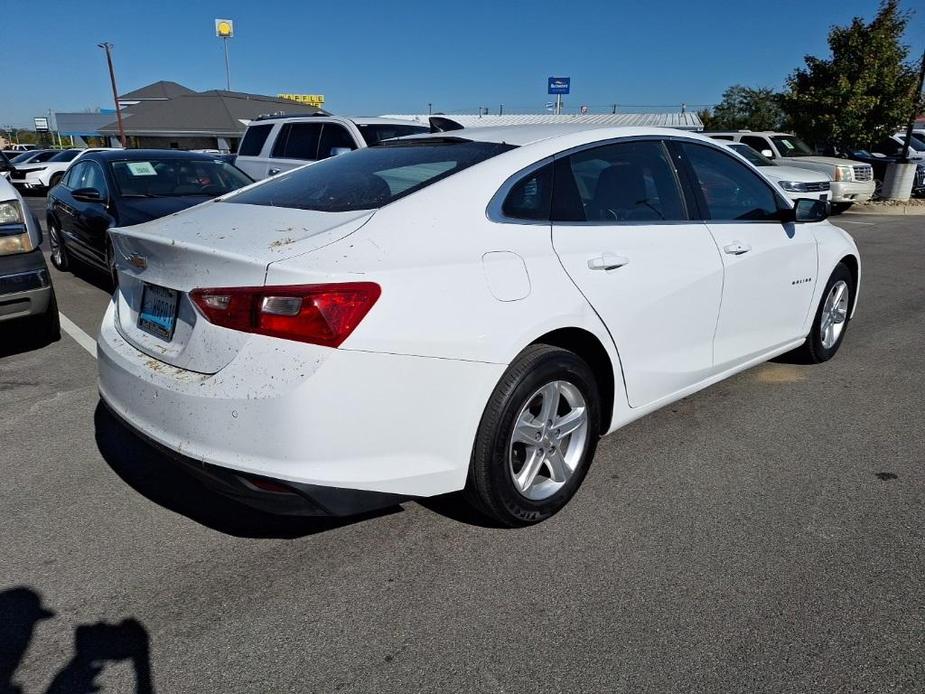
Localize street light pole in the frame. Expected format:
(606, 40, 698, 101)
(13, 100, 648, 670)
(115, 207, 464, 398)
(98, 42, 127, 148)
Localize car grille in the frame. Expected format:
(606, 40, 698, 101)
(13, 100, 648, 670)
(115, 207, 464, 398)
(853, 165, 873, 182)
(10, 170, 28, 180)
(802, 181, 831, 192)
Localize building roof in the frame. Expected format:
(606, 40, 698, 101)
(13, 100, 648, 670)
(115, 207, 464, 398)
(382, 112, 704, 131)
(119, 80, 196, 101)
(98, 91, 323, 137)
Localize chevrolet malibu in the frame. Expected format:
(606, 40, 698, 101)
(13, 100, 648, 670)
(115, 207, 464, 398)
(97, 126, 860, 526)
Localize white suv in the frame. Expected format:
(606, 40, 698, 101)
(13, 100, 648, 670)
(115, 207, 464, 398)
(708, 131, 875, 208)
(234, 115, 429, 180)
(10, 147, 121, 192)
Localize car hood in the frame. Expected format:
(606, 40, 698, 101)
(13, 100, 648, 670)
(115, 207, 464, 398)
(117, 195, 215, 226)
(765, 165, 831, 182)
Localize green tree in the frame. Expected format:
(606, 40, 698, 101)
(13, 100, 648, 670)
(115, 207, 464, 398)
(708, 85, 787, 131)
(782, 0, 922, 150)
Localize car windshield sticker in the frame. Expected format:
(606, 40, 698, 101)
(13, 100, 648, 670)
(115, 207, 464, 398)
(126, 162, 157, 176)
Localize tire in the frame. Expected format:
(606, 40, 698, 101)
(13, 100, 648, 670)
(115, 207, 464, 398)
(830, 202, 852, 214)
(793, 263, 853, 364)
(465, 344, 602, 526)
(48, 223, 69, 271)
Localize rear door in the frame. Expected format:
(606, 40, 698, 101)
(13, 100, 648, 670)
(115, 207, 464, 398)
(550, 139, 724, 407)
(675, 140, 817, 366)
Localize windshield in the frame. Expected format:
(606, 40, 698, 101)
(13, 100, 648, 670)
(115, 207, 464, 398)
(356, 123, 430, 146)
(50, 150, 80, 162)
(897, 134, 925, 152)
(227, 139, 516, 212)
(770, 136, 815, 157)
(110, 159, 253, 197)
(729, 143, 773, 167)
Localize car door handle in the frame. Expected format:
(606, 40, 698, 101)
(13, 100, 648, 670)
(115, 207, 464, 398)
(268, 167, 281, 176)
(587, 254, 630, 271)
(723, 241, 751, 255)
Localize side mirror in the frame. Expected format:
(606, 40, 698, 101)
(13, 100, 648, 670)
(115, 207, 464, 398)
(788, 198, 830, 223)
(72, 187, 104, 203)
(761, 149, 775, 158)
(329, 147, 352, 157)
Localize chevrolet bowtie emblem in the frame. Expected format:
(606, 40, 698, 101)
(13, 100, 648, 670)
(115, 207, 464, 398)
(128, 253, 147, 270)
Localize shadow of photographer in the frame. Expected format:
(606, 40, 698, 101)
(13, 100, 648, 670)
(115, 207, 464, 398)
(0, 587, 153, 694)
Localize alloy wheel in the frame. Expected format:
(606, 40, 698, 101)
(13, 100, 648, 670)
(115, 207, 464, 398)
(820, 280, 849, 349)
(508, 380, 590, 501)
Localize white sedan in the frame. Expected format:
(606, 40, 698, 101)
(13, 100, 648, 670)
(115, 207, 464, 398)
(97, 126, 860, 526)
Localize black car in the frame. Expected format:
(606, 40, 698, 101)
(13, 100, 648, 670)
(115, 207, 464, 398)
(846, 150, 925, 198)
(46, 150, 252, 285)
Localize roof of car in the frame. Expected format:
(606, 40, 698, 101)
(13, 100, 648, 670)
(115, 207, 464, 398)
(398, 125, 714, 147)
(81, 149, 233, 162)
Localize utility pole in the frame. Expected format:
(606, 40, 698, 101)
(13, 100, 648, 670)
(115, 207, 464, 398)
(611, 104, 617, 114)
(98, 42, 127, 148)
(428, 102, 432, 115)
(900, 47, 925, 163)
(499, 104, 503, 115)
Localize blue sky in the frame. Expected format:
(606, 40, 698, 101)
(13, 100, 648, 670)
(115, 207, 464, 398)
(3, 0, 924, 128)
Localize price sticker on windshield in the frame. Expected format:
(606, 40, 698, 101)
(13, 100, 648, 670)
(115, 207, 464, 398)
(126, 162, 157, 176)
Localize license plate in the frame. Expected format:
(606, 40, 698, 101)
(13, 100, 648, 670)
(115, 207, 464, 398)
(138, 284, 179, 341)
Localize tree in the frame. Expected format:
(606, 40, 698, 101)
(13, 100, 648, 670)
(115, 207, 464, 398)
(782, 0, 923, 150)
(707, 85, 787, 131)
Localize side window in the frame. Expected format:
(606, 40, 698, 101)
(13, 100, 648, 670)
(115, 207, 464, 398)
(501, 163, 553, 221)
(84, 163, 108, 194)
(238, 124, 273, 156)
(552, 140, 687, 222)
(680, 142, 783, 221)
(64, 162, 89, 189)
(272, 123, 322, 160)
(317, 124, 357, 159)
(741, 136, 772, 156)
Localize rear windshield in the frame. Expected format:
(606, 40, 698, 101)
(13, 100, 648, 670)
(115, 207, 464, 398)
(356, 123, 430, 146)
(226, 140, 515, 212)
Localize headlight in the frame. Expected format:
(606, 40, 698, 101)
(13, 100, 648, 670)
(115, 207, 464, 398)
(778, 181, 807, 192)
(834, 165, 853, 182)
(25, 166, 46, 173)
(0, 199, 32, 256)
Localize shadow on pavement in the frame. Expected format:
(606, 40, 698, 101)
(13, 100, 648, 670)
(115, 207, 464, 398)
(0, 586, 154, 694)
(0, 316, 60, 359)
(94, 401, 401, 539)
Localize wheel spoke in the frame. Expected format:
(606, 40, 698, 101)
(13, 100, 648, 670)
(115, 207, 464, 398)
(832, 282, 847, 307)
(545, 449, 571, 483)
(515, 448, 544, 492)
(537, 382, 560, 424)
(512, 415, 543, 446)
(553, 407, 586, 440)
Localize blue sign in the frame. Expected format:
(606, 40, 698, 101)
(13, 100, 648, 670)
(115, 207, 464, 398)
(548, 77, 571, 95)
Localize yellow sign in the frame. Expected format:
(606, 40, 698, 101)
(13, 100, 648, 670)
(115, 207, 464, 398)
(215, 18, 234, 38)
(278, 94, 326, 107)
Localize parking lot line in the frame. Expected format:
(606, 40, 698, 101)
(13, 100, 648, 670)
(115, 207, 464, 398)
(59, 312, 98, 358)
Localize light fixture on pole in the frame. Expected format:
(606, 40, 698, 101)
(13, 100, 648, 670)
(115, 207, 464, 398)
(215, 19, 234, 91)
(98, 42, 127, 148)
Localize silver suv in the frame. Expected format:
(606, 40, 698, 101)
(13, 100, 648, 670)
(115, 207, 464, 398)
(707, 131, 875, 208)
(234, 115, 429, 180)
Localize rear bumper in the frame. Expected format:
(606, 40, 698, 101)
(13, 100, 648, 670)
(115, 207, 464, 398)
(96, 298, 505, 509)
(0, 250, 53, 321)
(830, 180, 875, 203)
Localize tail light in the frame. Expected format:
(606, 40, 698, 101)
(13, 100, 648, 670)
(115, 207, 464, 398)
(190, 282, 381, 347)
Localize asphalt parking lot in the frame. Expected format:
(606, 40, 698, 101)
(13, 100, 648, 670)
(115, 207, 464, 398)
(2, 197, 923, 693)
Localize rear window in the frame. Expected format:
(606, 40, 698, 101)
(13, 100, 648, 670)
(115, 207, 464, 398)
(226, 140, 516, 212)
(357, 124, 430, 146)
(238, 124, 273, 156)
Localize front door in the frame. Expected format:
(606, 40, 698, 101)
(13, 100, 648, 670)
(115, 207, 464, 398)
(550, 139, 724, 407)
(677, 141, 818, 367)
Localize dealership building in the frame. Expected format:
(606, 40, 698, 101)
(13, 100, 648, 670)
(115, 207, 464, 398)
(55, 81, 322, 151)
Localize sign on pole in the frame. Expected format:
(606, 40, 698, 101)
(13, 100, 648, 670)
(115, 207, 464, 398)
(547, 77, 571, 95)
(33, 117, 49, 132)
(215, 18, 234, 38)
